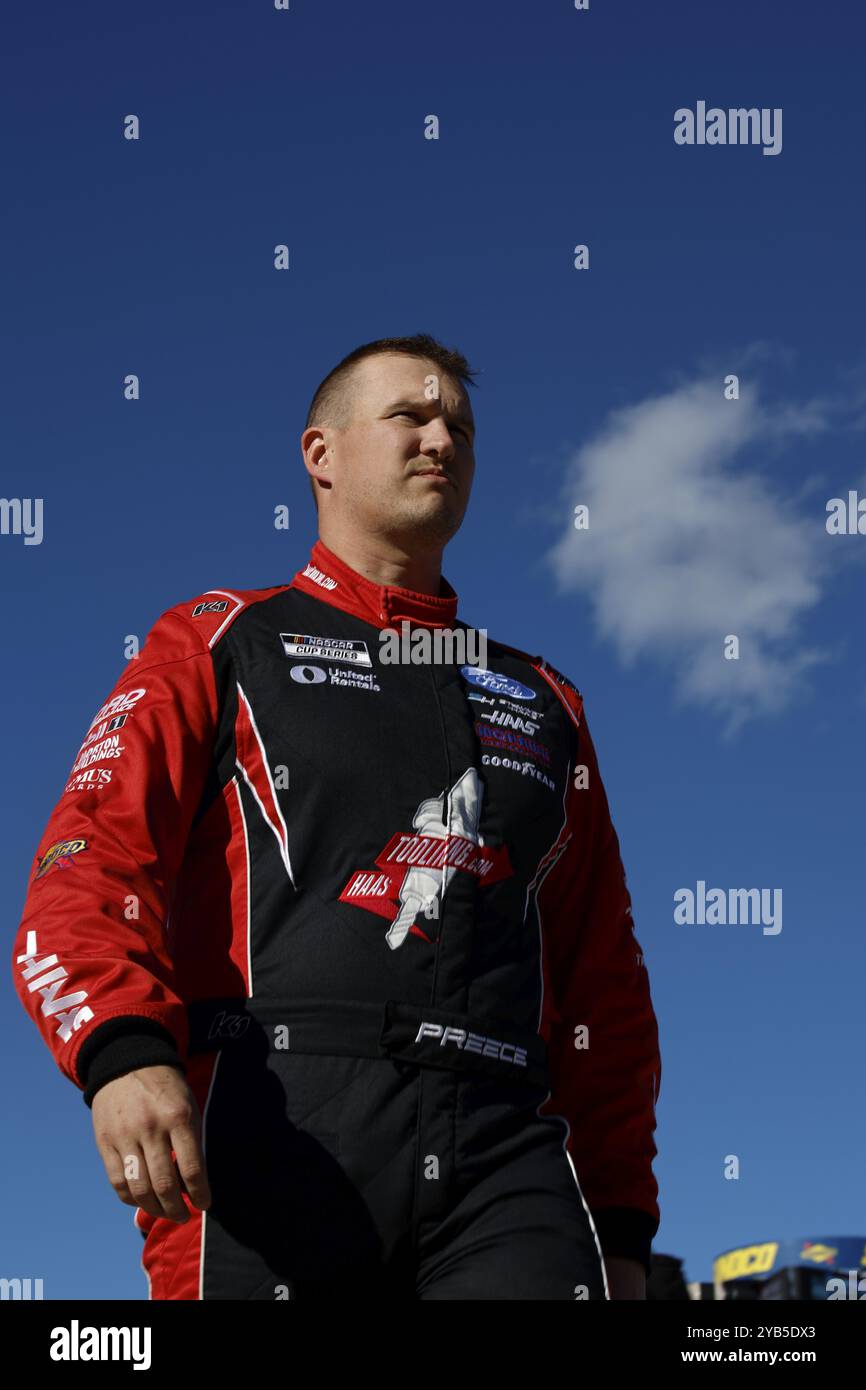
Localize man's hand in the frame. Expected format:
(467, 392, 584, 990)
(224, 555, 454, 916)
(91, 1065, 212, 1223)
(604, 1256, 647, 1300)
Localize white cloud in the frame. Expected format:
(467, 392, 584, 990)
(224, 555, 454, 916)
(546, 378, 832, 731)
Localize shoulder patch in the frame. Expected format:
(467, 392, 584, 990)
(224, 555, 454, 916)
(483, 639, 584, 729)
(534, 658, 584, 730)
(168, 584, 291, 649)
(537, 658, 582, 701)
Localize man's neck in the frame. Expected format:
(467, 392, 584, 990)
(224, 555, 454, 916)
(316, 530, 445, 597)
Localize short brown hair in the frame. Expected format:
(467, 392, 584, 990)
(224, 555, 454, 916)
(304, 333, 479, 510)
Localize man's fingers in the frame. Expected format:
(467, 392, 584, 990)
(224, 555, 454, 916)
(100, 1145, 141, 1210)
(112, 1142, 167, 1220)
(171, 1122, 212, 1211)
(91, 1068, 209, 1222)
(140, 1136, 190, 1223)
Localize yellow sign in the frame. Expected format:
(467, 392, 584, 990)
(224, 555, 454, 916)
(714, 1243, 778, 1282)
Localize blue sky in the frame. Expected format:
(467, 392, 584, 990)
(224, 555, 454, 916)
(3, 0, 865, 1298)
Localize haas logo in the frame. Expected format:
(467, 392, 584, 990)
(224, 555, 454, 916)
(339, 768, 513, 950)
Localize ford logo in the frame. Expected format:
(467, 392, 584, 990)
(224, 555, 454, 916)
(460, 667, 536, 700)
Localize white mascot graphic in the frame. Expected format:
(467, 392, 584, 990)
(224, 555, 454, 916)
(385, 768, 484, 950)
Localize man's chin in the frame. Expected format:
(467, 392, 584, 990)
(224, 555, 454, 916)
(388, 503, 465, 549)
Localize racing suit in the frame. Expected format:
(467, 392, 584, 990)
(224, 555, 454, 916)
(12, 538, 661, 1300)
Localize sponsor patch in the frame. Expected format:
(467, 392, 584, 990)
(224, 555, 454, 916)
(80, 712, 128, 751)
(280, 634, 372, 668)
(537, 659, 583, 729)
(65, 768, 113, 794)
(289, 664, 326, 685)
(302, 563, 338, 591)
(70, 734, 125, 772)
(539, 659, 582, 701)
(470, 705, 540, 736)
(74, 690, 144, 770)
(192, 599, 229, 618)
(339, 769, 512, 947)
(16, 929, 93, 1042)
(460, 667, 535, 701)
(468, 692, 547, 722)
(475, 722, 551, 766)
(480, 753, 555, 792)
(84, 688, 147, 740)
(35, 838, 88, 879)
(289, 663, 380, 693)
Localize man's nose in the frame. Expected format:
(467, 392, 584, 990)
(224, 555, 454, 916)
(420, 423, 456, 458)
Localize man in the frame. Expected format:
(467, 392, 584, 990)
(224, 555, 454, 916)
(13, 333, 661, 1300)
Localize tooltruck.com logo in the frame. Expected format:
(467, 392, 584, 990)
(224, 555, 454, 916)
(339, 768, 513, 950)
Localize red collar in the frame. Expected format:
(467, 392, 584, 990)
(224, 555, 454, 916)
(291, 539, 459, 629)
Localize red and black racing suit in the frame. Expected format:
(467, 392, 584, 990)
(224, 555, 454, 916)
(12, 538, 661, 1300)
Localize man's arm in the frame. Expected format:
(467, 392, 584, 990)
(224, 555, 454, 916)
(536, 681, 661, 1288)
(11, 599, 228, 1216)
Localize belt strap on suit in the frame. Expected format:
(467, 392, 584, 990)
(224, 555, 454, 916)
(186, 996, 549, 1089)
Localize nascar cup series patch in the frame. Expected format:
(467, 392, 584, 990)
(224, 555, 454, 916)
(280, 634, 372, 668)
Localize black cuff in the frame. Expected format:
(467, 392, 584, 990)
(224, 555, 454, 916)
(591, 1207, 658, 1279)
(77, 1017, 186, 1107)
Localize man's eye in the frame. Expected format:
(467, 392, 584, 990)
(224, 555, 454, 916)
(392, 411, 471, 441)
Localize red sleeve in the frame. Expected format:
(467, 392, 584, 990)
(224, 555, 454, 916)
(537, 692, 661, 1273)
(11, 602, 222, 1096)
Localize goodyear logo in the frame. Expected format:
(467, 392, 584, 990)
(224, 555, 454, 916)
(713, 1242, 778, 1283)
(35, 838, 88, 880)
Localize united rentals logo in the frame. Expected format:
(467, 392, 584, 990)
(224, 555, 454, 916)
(34, 839, 88, 880)
(339, 768, 512, 949)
